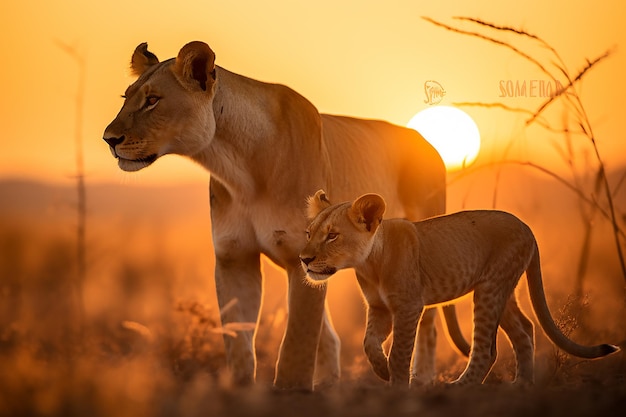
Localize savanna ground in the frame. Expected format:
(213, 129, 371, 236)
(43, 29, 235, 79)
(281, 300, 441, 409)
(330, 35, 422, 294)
(1, 173, 625, 417)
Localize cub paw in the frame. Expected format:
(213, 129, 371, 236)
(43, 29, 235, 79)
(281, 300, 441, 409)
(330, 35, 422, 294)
(370, 360, 390, 381)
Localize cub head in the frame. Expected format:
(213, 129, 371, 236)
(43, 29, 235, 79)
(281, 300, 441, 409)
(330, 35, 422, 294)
(103, 41, 217, 172)
(300, 190, 386, 282)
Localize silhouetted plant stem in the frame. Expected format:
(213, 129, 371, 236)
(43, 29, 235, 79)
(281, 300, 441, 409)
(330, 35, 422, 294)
(55, 40, 87, 332)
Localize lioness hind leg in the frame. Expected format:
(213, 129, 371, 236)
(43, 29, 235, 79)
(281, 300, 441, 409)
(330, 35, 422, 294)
(411, 307, 438, 385)
(499, 296, 535, 384)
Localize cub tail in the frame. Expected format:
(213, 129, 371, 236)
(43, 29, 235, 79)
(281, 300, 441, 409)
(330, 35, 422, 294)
(526, 244, 619, 359)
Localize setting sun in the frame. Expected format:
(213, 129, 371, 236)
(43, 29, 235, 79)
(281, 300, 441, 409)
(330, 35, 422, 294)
(407, 106, 481, 170)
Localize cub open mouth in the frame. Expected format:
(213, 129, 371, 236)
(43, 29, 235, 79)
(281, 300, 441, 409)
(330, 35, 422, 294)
(132, 154, 158, 164)
(116, 154, 159, 172)
(306, 267, 337, 279)
(117, 154, 158, 165)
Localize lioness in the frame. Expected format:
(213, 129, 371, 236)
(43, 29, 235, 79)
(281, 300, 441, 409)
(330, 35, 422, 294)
(301, 191, 618, 386)
(103, 41, 469, 390)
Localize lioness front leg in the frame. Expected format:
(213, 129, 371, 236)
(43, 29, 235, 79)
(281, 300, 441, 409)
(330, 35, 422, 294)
(214, 251, 262, 385)
(313, 299, 341, 388)
(275, 266, 330, 390)
(363, 304, 392, 381)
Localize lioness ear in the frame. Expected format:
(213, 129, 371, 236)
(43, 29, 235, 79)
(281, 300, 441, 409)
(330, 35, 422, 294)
(306, 190, 332, 220)
(130, 42, 160, 77)
(349, 194, 386, 232)
(174, 41, 216, 92)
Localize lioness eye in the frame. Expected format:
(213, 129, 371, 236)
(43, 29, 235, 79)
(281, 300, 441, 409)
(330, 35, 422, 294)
(327, 232, 338, 242)
(145, 96, 159, 107)
(305, 230, 311, 240)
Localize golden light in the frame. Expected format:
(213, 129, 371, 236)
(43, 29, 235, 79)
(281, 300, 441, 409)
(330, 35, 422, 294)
(407, 106, 481, 170)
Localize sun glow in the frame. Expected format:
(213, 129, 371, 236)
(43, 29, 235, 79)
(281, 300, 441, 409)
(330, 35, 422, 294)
(407, 106, 481, 170)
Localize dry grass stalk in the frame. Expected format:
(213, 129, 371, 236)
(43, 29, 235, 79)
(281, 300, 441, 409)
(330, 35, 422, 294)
(55, 40, 87, 331)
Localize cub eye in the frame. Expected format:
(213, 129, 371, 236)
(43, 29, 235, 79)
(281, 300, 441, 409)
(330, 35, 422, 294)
(326, 232, 338, 242)
(145, 96, 160, 108)
(305, 230, 311, 241)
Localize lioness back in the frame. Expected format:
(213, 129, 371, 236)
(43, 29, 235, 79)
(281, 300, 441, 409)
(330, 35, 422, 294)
(321, 115, 445, 219)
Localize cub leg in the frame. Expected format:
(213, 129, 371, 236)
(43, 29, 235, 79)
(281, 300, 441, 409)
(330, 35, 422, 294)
(389, 304, 424, 386)
(214, 252, 262, 386)
(363, 304, 393, 381)
(453, 284, 508, 385)
(411, 307, 438, 384)
(499, 296, 535, 384)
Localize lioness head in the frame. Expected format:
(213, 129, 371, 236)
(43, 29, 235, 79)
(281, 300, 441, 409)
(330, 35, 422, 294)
(103, 42, 217, 172)
(300, 190, 386, 282)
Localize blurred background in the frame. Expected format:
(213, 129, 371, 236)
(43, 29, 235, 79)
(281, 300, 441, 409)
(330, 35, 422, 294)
(1, 1, 625, 415)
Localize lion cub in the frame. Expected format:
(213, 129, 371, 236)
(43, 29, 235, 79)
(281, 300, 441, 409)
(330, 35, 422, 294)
(300, 190, 617, 386)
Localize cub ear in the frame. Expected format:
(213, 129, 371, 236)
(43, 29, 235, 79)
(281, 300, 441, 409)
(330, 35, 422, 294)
(349, 194, 386, 232)
(174, 41, 216, 92)
(130, 42, 160, 77)
(306, 190, 332, 220)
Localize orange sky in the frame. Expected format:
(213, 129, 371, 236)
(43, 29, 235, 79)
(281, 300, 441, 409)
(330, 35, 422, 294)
(1, 0, 625, 185)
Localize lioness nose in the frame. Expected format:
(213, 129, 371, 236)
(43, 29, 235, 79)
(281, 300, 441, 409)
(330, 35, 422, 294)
(104, 135, 125, 148)
(300, 256, 316, 266)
